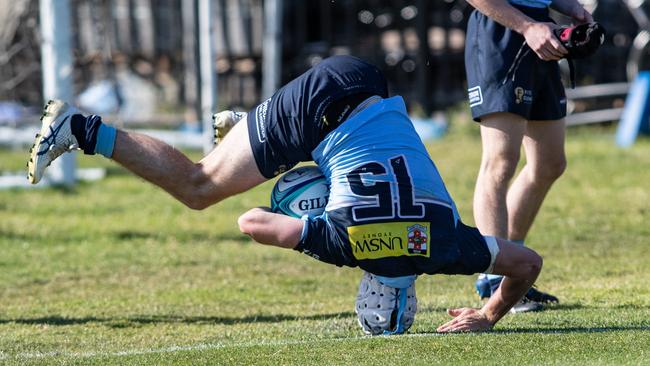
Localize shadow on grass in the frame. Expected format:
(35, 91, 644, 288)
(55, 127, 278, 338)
(541, 303, 586, 311)
(0, 229, 249, 244)
(0, 311, 357, 328)
(417, 303, 586, 314)
(114, 230, 249, 243)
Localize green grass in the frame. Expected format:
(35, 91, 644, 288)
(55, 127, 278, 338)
(1, 126, 650, 365)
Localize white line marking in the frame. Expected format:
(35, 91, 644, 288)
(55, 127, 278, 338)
(1, 333, 445, 360)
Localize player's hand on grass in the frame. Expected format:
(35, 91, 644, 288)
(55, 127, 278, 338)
(436, 308, 493, 333)
(522, 22, 567, 61)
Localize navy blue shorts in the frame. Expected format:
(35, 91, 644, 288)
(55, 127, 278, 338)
(296, 203, 492, 278)
(465, 5, 567, 122)
(246, 55, 388, 178)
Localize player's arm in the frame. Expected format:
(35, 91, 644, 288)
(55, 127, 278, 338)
(467, 0, 567, 60)
(550, 0, 593, 24)
(238, 207, 304, 249)
(437, 239, 542, 332)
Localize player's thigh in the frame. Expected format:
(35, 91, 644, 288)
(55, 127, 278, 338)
(522, 119, 567, 171)
(198, 117, 267, 198)
(479, 112, 527, 163)
(490, 237, 542, 279)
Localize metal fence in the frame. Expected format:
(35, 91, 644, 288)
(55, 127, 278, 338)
(0, 0, 646, 126)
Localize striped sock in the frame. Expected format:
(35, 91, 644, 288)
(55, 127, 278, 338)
(70, 114, 102, 155)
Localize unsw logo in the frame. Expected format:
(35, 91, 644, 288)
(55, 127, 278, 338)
(347, 222, 430, 260)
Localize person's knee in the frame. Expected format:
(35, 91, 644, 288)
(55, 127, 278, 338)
(482, 152, 520, 184)
(183, 199, 211, 211)
(531, 157, 567, 183)
(176, 166, 220, 210)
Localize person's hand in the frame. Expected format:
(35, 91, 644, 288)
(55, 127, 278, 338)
(436, 308, 494, 333)
(522, 22, 567, 61)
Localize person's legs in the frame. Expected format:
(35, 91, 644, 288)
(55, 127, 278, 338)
(473, 112, 527, 238)
(112, 117, 266, 210)
(29, 100, 266, 210)
(475, 118, 564, 305)
(506, 118, 567, 240)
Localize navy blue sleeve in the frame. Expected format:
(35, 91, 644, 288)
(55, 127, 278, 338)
(294, 215, 357, 268)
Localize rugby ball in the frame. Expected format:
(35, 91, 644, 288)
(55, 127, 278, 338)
(271, 166, 329, 218)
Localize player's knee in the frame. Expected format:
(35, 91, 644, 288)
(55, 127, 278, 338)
(180, 166, 223, 210)
(548, 157, 567, 180)
(178, 189, 214, 211)
(482, 154, 519, 184)
(532, 158, 567, 183)
(182, 198, 210, 211)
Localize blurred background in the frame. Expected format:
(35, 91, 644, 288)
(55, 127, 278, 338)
(1, 0, 649, 184)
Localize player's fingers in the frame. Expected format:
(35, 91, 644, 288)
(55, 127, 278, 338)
(447, 308, 465, 317)
(437, 321, 458, 333)
(545, 47, 563, 61)
(535, 49, 552, 61)
(549, 38, 568, 56)
(437, 315, 463, 332)
(443, 320, 474, 333)
(541, 43, 563, 60)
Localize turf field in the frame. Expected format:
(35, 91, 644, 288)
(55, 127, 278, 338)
(1, 125, 649, 365)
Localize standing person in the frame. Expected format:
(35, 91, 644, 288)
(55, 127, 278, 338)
(28, 55, 542, 333)
(464, 0, 593, 311)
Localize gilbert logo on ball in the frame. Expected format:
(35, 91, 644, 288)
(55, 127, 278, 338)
(271, 166, 329, 218)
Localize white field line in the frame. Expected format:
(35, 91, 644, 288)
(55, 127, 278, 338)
(0, 333, 445, 360)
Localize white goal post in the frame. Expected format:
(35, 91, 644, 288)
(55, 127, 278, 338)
(39, 0, 76, 186)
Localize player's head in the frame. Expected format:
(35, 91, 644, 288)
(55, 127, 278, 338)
(355, 271, 417, 335)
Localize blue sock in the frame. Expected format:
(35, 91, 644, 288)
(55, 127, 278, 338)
(94, 123, 117, 158)
(512, 239, 525, 246)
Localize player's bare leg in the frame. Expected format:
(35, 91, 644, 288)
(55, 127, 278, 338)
(472, 114, 561, 306)
(112, 118, 265, 209)
(506, 119, 566, 240)
(473, 112, 527, 239)
(28, 100, 266, 210)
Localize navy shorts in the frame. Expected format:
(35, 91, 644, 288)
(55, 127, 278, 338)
(465, 5, 567, 122)
(246, 55, 388, 178)
(296, 203, 493, 278)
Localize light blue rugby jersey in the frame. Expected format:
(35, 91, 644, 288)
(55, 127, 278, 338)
(509, 0, 551, 8)
(311, 96, 460, 224)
